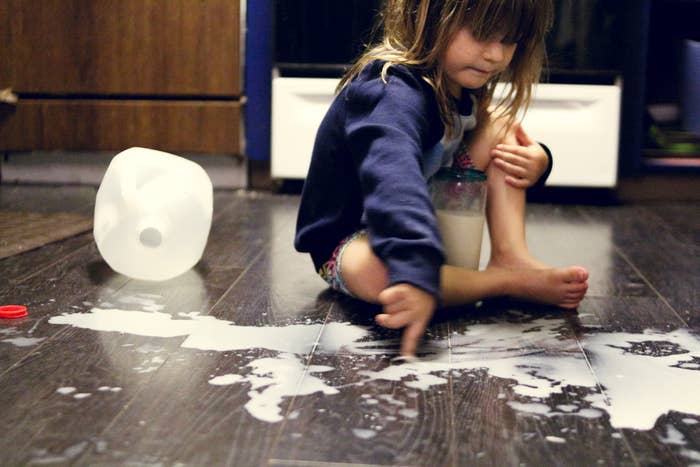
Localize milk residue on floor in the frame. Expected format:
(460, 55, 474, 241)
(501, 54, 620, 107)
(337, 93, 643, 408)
(48, 297, 700, 435)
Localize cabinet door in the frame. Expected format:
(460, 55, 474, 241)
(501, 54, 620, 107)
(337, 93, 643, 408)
(0, 0, 241, 96)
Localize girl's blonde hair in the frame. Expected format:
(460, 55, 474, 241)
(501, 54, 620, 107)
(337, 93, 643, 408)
(339, 0, 553, 138)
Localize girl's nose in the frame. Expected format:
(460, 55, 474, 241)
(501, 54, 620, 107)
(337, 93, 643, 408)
(483, 41, 506, 62)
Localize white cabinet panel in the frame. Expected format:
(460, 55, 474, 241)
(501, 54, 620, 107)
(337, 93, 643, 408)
(271, 78, 339, 179)
(495, 83, 620, 187)
(272, 77, 620, 187)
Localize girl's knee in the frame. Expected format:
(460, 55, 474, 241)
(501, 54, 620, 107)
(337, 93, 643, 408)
(466, 113, 518, 171)
(488, 112, 519, 145)
(340, 236, 389, 303)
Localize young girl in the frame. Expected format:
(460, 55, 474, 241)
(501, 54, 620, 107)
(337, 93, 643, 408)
(295, 0, 589, 357)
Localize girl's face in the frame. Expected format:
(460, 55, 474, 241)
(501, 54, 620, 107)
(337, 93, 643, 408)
(442, 26, 517, 96)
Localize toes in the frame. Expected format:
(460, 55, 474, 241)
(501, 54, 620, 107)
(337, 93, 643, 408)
(572, 266, 589, 282)
(565, 282, 588, 294)
(561, 266, 589, 283)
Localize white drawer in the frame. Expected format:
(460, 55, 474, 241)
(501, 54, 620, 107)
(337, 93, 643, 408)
(272, 77, 621, 187)
(495, 82, 621, 187)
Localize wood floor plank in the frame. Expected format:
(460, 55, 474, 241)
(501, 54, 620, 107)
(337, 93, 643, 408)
(74, 192, 332, 466)
(0, 184, 96, 215)
(273, 202, 658, 466)
(641, 202, 700, 246)
(0, 265, 242, 465)
(0, 242, 129, 374)
(574, 296, 697, 466)
(273, 352, 456, 466)
(1, 189, 698, 466)
(272, 295, 455, 466)
(0, 185, 97, 286)
(0, 232, 94, 289)
(443, 303, 635, 466)
(207, 193, 327, 324)
(518, 203, 654, 298)
(0, 194, 248, 462)
(0, 190, 247, 463)
(578, 205, 699, 326)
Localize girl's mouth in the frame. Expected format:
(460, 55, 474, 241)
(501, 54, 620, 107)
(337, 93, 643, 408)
(468, 67, 491, 75)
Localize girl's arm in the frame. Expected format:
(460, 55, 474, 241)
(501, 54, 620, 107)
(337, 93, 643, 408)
(346, 63, 445, 298)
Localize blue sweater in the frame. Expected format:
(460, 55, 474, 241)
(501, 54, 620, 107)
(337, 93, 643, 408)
(294, 61, 550, 298)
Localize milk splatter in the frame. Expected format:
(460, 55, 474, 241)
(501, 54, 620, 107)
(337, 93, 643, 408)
(209, 374, 245, 386)
(117, 294, 165, 312)
(29, 441, 89, 465)
(50, 308, 373, 355)
(583, 329, 700, 430)
(659, 424, 687, 445)
(352, 428, 377, 439)
(133, 355, 166, 374)
(546, 436, 567, 443)
(97, 386, 122, 392)
(0, 327, 47, 347)
(49, 308, 700, 431)
(237, 353, 338, 423)
(1, 337, 46, 347)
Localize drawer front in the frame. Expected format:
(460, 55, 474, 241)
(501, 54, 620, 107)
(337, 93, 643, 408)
(0, 0, 241, 96)
(495, 83, 621, 188)
(272, 77, 621, 187)
(0, 99, 243, 154)
(271, 78, 339, 179)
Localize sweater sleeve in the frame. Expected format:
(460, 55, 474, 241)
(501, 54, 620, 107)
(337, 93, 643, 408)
(344, 65, 445, 298)
(533, 142, 554, 188)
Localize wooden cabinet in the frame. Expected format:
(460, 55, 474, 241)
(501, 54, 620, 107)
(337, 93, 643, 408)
(0, 0, 243, 154)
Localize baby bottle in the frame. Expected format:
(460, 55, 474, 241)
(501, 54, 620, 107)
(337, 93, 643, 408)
(430, 167, 487, 270)
(94, 147, 213, 281)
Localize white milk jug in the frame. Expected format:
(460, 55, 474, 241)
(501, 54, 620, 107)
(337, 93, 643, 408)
(94, 147, 213, 281)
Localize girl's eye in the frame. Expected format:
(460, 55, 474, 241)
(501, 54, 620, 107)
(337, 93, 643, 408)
(486, 32, 510, 44)
(495, 32, 519, 45)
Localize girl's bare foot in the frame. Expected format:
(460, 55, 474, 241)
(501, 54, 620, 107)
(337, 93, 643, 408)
(505, 266, 589, 309)
(487, 251, 549, 270)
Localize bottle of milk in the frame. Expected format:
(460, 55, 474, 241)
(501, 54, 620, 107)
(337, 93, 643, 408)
(93, 147, 213, 281)
(429, 167, 487, 270)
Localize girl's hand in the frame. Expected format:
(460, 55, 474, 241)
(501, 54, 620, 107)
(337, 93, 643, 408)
(375, 283, 436, 357)
(490, 124, 549, 189)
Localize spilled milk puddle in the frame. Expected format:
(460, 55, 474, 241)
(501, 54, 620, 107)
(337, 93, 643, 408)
(45, 295, 700, 446)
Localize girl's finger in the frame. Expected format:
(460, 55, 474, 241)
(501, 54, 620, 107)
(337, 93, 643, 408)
(495, 144, 528, 156)
(377, 285, 402, 305)
(400, 320, 427, 357)
(505, 176, 531, 189)
(382, 299, 408, 314)
(492, 149, 530, 167)
(494, 158, 528, 177)
(376, 310, 414, 330)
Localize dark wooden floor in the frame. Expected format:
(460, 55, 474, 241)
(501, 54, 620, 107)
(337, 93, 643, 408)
(0, 184, 698, 466)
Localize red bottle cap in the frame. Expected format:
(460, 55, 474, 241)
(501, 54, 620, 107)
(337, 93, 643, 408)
(0, 305, 28, 319)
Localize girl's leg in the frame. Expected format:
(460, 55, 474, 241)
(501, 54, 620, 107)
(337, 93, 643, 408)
(468, 116, 547, 269)
(340, 235, 588, 309)
(440, 264, 588, 309)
